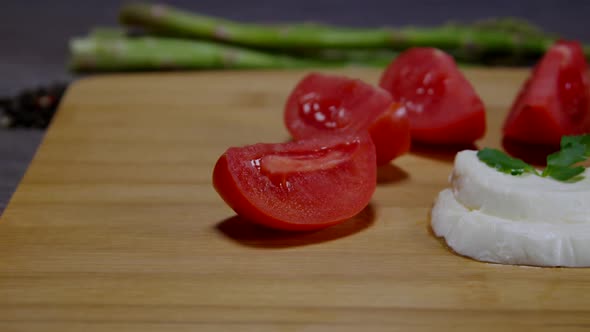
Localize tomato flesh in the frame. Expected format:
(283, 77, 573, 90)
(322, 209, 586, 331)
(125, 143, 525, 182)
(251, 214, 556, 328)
(560, 65, 589, 121)
(297, 94, 352, 130)
(212, 133, 376, 231)
(503, 41, 590, 146)
(379, 47, 486, 144)
(285, 73, 410, 165)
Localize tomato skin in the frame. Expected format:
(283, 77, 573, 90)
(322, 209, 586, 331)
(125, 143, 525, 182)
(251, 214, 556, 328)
(369, 103, 411, 165)
(503, 41, 590, 146)
(379, 47, 486, 145)
(285, 73, 410, 165)
(212, 134, 376, 231)
(411, 108, 485, 144)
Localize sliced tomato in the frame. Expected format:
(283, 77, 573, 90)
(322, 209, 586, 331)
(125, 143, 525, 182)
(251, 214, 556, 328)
(503, 40, 590, 146)
(213, 133, 376, 231)
(284, 73, 410, 166)
(379, 47, 486, 144)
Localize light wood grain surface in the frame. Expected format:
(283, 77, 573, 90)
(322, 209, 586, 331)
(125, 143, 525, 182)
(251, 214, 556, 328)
(1, 68, 589, 331)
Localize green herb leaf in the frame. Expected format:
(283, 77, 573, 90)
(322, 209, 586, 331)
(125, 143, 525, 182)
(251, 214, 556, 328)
(477, 134, 590, 183)
(545, 143, 586, 169)
(543, 165, 585, 182)
(542, 138, 587, 181)
(476, 148, 537, 176)
(561, 134, 590, 155)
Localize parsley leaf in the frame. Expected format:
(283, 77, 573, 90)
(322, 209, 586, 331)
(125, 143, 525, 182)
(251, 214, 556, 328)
(543, 165, 585, 182)
(476, 134, 590, 182)
(542, 142, 586, 178)
(561, 134, 590, 154)
(477, 148, 537, 176)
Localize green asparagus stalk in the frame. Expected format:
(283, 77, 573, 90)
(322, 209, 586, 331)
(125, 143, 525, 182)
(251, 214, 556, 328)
(69, 36, 339, 72)
(271, 48, 396, 67)
(69, 33, 529, 73)
(468, 17, 550, 38)
(120, 4, 391, 49)
(79, 27, 398, 68)
(119, 3, 569, 57)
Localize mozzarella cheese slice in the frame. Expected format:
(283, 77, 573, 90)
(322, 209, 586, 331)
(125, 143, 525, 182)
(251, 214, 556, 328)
(432, 189, 590, 267)
(432, 150, 590, 267)
(452, 150, 590, 224)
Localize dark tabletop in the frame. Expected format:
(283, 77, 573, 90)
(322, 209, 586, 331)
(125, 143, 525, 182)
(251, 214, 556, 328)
(1, 0, 589, 214)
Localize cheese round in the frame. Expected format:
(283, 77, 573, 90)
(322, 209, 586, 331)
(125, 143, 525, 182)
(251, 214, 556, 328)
(452, 150, 590, 224)
(432, 189, 590, 267)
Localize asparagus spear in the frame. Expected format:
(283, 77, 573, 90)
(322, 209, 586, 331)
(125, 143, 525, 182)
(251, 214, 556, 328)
(70, 33, 532, 73)
(275, 48, 397, 67)
(85, 27, 399, 68)
(119, 3, 562, 57)
(120, 4, 390, 49)
(468, 17, 550, 38)
(69, 36, 336, 72)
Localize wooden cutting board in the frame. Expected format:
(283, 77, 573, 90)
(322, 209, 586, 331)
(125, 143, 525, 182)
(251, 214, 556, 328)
(1, 68, 589, 331)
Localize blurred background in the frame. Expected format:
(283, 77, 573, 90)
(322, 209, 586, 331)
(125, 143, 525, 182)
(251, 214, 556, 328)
(1, 0, 590, 212)
(3, 0, 590, 95)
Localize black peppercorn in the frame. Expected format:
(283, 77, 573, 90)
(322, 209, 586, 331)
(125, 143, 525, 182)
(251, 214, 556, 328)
(0, 82, 69, 129)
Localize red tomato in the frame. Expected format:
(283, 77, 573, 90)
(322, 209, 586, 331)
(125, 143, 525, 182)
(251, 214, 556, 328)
(212, 133, 376, 231)
(379, 47, 486, 144)
(503, 40, 590, 146)
(284, 73, 410, 166)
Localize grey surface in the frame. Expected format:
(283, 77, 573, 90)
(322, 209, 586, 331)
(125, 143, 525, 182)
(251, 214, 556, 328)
(1, 0, 590, 214)
(0, 130, 45, 213)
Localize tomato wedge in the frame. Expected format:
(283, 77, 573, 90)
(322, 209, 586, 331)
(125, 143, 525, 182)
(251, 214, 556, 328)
(284, 73, 410, 166)
(503, 40, 590, 146)
(213, 133, 376, 231)
(379, 47, 486, 144)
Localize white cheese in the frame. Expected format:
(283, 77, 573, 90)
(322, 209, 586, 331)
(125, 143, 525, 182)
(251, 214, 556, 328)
(451, 150, 590, 224)
(432, 150, 590, 267)
(432, 189, 590, 267)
